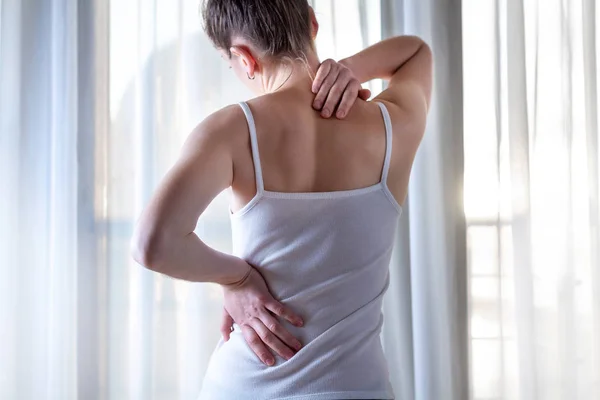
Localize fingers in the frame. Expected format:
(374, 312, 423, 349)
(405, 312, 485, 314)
(322, 73, 352, 118)
(312, 59, 369, 120)
(264, 300, 304, 327)
(312, 68, 341, 113)
(241, 324, 275, 366)
(358, 88, 372, 100)
(334, 81, 360, 119)
(249, 317, 296, 361)
(220, 307, 235, 341)
(259, 310, 303, 352)
(311, 59, 335, 94)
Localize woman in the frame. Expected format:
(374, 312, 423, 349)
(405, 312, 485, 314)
(131, 0, 432, 399)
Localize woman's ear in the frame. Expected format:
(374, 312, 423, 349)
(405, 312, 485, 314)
(309, 7, 319, 40)
(230, 46, 257, 78)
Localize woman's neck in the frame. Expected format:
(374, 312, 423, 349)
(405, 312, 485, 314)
(260, 51, 321, 94)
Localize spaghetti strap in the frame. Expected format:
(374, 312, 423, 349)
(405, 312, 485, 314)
(238, 101, 264, 194)
(375, 102, 393, 186)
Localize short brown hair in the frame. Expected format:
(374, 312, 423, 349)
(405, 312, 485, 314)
(202, 0, 313, 61)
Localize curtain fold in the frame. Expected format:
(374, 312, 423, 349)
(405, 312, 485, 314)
(75, 0, 108, 397)
(0, 0, 81, 398)
(0, 0, 22, 396)
(464, 0, 600, 398)
(383, 1, 469, 400)
(582, 0, 600, 392)
(505, 0, 538, 397)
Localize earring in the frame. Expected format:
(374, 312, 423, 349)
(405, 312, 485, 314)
(247, 72, 255, 80)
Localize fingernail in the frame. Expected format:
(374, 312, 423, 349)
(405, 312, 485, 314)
(296, 319, 304, 327)
(294, 341, 302, 350)
(337, 111, 345, 119)
(313, 101, 322, 109)
(266, 358, 274, 366)
(322, 109, 330, 118)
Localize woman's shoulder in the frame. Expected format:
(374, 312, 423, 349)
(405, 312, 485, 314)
(203, 103, 247, 127)
(183, 103, 250, 151)
(243, 91, 296, 113)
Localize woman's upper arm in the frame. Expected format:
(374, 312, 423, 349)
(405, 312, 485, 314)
(373, 41, 433, 125)
(132, 106, 244, 251)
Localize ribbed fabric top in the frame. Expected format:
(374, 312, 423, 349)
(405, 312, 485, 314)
(197, 102, 402, 400)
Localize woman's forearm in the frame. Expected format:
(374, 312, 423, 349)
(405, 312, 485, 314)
(131, 229, 250, 285)
(339, 35, 427, 83)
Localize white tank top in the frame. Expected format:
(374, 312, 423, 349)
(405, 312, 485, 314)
(197, 101, 402, 400)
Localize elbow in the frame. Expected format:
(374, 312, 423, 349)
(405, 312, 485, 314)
(130, 223, 167, 272)
(418, 40, 433, 59)
(384, 36, 433, 81)
(405, 35, 430, 49)
(408, 37, 432, 61)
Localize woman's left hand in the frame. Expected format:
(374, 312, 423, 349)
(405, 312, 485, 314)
(219, 262, 304, 366)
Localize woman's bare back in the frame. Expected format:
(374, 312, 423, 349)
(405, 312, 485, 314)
(230, 87, 420, 214)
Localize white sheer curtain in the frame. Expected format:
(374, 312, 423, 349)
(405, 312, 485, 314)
(382, 1, 600, 399)
(0, 1, 390, 399)
(463, 0, 600, 399)
(381, 1, 469, 400)
(1, 0, 80, 398)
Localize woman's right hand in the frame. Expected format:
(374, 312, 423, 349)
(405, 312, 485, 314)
(311, 58, 371, 119)
(220, 262, 304, 366)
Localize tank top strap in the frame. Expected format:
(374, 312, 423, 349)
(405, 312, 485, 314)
(238, 101, 264, 194)
(375, 101, 393, 186)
